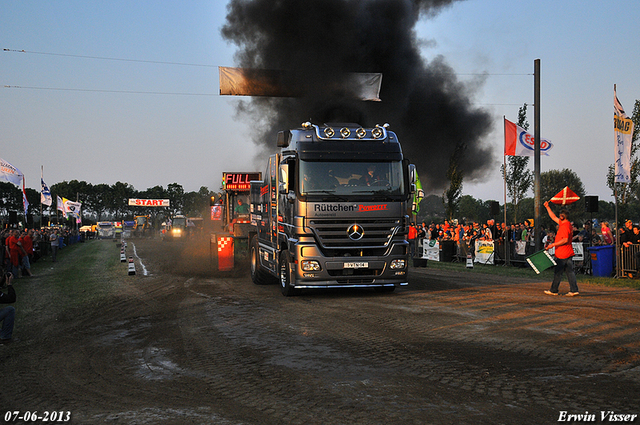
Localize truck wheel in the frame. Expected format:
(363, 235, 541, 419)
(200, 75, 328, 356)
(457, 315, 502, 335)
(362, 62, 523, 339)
(279, 252, 298, 297)
(250, 238, 276, 285)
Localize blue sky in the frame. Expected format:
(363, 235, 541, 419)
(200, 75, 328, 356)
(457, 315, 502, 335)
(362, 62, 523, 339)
(2, 0, 639, 206)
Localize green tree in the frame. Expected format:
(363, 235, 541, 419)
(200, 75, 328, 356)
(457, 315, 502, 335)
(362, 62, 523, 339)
(166, 183, 185, 216)
(442, 144, 465, 221)
(540, 169, 586, 226)
(109, 182, 136, 219)
(501, 104, 533, 223)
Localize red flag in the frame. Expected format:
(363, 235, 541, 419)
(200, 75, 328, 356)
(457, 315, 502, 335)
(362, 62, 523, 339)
(550, 186, 580, 205)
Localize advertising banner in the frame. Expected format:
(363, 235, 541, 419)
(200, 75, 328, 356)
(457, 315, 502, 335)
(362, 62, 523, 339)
(422, 239, 440, 261)
(475, 240, 494, 264)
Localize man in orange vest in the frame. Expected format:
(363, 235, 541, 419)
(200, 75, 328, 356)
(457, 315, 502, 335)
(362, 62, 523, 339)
(544, 201, 579, 296)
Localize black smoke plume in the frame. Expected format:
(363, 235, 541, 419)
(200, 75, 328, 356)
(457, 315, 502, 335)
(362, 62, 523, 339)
(221, 0, 494, 192)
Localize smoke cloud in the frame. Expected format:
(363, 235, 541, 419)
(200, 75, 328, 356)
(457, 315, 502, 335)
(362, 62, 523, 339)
(221, 0, 494, 192)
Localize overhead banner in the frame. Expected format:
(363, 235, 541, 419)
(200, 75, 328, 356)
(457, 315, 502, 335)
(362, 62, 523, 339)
(128, 199, 170, 207)
(219, 67, 382, 101)
(614, 87, 634, 183)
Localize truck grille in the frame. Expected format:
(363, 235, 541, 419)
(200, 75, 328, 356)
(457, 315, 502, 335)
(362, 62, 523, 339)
(308, 218, 401, 254)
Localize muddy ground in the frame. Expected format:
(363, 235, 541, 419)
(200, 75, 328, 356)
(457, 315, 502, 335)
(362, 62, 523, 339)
(1, 237, 639, 425)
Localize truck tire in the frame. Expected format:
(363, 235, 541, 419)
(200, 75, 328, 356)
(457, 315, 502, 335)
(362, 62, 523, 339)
(250, 238, 276, 285)
(279, 252, 299, 297)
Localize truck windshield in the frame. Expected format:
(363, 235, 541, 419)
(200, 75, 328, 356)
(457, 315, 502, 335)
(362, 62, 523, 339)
(299, 160, 405, 197)
(173, 217, 187, 227)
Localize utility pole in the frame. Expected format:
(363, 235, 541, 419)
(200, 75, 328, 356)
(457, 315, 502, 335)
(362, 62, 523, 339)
(534, 59, 541, 252)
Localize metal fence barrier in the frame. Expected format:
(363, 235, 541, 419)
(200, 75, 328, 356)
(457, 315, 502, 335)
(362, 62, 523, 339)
(620, 243, 640, 276)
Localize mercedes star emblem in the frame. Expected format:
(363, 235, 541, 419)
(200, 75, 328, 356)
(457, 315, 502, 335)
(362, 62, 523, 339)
(347, 224, 364, 241)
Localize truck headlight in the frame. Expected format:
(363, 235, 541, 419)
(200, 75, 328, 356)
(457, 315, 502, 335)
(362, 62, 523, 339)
(301, 260, 321, 271)
(390, 259, 406, 269)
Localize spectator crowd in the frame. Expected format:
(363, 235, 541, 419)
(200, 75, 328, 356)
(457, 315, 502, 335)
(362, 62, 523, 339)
(408, 217, 615, 265)
(1, 227, 86, 278)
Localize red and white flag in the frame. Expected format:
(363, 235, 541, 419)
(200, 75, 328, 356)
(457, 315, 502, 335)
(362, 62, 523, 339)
(550, 186, 580, 205)
(504, 118, 553, 156)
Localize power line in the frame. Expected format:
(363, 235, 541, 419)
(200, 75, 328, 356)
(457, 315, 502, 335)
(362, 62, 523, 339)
(3, 48, 217, 68)
(3, 48, 533, 76)
(3, 85, 217, 96)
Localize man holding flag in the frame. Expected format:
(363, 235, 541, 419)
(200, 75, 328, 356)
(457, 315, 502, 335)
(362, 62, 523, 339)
(543, 201, 579, 297)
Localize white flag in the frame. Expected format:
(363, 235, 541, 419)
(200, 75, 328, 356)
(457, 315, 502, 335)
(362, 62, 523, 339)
(0, 158, 24, 186)
(63, 197, 82, 219)
(614, 87, 634, 183)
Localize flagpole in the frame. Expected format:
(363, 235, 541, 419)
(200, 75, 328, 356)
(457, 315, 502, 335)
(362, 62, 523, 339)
(40, 166, 43, 228)
(614, 84, 620, 278)
(503, 116, 510, 267)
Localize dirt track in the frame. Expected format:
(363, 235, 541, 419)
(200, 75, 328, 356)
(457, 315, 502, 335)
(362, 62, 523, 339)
(2, 237, 639, 424)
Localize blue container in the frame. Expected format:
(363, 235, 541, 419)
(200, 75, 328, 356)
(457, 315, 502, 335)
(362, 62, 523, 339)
(588, 245, 615, 277)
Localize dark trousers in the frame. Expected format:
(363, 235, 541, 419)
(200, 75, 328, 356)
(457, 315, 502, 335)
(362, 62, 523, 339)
(550, 257, 579, 293)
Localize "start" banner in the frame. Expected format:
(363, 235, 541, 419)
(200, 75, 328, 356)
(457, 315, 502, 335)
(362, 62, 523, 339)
(128, 199, 171, 207)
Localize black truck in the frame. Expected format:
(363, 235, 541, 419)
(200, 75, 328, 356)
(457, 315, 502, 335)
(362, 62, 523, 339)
(249, 122, 419, 296)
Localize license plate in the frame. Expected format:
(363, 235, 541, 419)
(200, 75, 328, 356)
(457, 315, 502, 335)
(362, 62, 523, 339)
(344, 262, 368, 269)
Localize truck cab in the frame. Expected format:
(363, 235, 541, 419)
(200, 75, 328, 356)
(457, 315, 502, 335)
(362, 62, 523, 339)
(250, 122, 417, 296)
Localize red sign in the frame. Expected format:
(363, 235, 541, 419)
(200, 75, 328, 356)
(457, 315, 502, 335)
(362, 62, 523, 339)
(223, 172, 261, 191)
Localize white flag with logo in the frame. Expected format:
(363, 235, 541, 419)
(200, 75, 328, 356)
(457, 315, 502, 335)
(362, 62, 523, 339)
(0, 158, 24, 186)
(63, 197, 82, 219)
(614, 87, 634, 183)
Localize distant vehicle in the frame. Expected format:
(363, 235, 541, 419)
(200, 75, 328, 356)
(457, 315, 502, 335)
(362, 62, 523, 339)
(97, 222, 115, 239)
(168, 215, 187, 239)
(134, 215, 151, 237)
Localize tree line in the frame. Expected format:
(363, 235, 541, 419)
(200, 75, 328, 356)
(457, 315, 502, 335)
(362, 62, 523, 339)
(0, 180, 218, 227)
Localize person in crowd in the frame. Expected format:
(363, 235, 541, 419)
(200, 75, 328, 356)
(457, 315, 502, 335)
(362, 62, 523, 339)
(19, 230, 33, 277)
(0, 271, 16, 344)
(544, 201, 579, 297)
(543, 228, 556, 250)
(50, 229, 60, 262)
(5, 230, 25, 278)
(620, 222, 638, 249)
(600, 221, 614, 245)
(408, 223, 417, 257)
